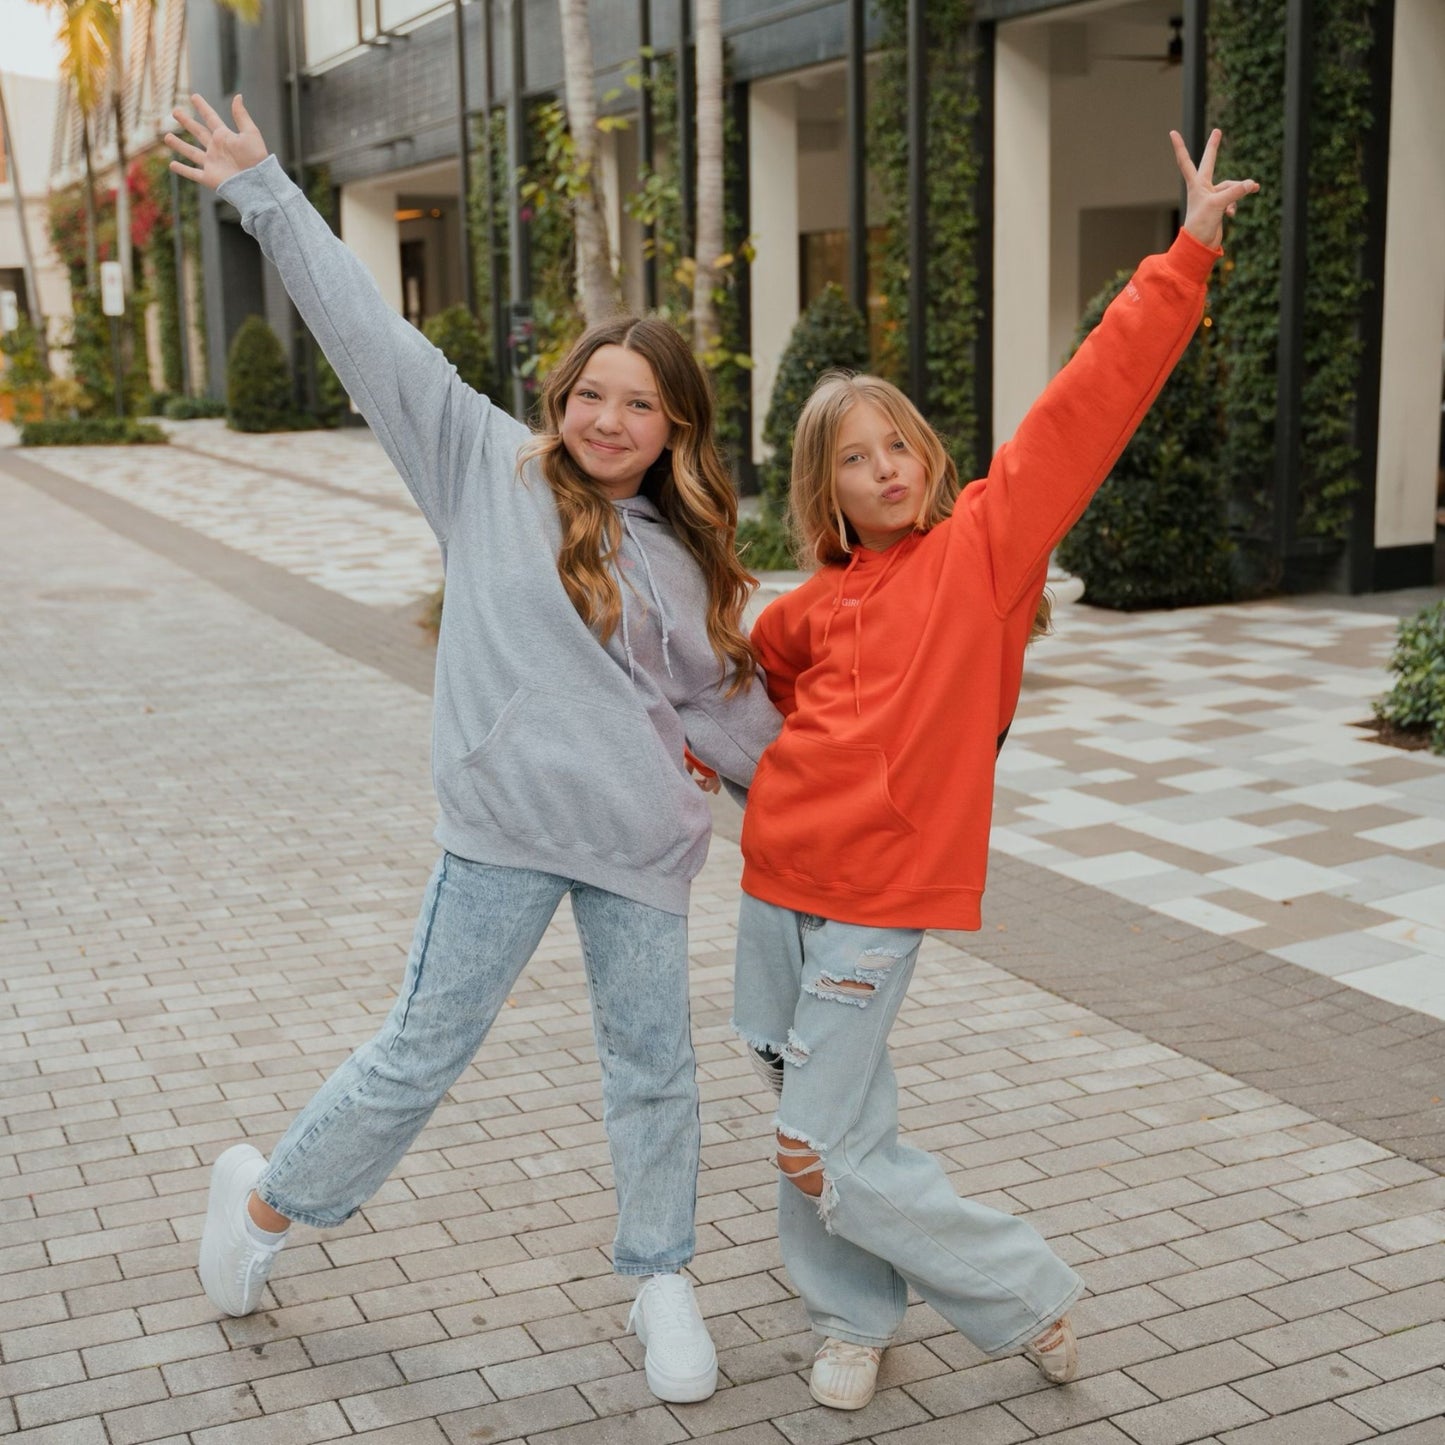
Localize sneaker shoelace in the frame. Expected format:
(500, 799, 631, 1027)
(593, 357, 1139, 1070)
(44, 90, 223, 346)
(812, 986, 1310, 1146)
(642, 1274, 698, 1331)
(815, 1339, 881, 1369)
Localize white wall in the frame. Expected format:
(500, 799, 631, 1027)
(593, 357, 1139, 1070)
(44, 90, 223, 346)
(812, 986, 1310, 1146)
(340, 179, 404, 315)
(993, 24, 1052, 446)
(0, 73, 71, 336)
(748, 77, 800, 463)
(1374, 0, 1445, 551)
(1048, 39, 1181, 369)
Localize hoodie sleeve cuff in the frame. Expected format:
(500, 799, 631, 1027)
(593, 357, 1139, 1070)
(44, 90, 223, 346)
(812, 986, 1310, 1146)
(216, 153, 299, 220)
(1164, 228, 1224, 283)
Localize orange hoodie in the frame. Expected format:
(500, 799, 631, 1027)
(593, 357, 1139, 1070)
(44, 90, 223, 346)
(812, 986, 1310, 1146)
(741, 230, 1220, 930)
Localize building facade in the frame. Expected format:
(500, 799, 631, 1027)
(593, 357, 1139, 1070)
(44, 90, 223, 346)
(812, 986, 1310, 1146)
(189, 0, 1445, 593)
(1, 73, 69, 366)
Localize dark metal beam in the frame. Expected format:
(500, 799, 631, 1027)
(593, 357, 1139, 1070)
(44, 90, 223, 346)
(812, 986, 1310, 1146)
(974, 19, 995, 467)
(505, 0, 530, 415)
(906, 0, 927, 408)
(1181, 0, 1207, 158)
(480, 0, 506, 381)
(677, 0, 695, 258)
(1273, 0, 1312, 559)
(640, 0, 657, 308)
(1349, 0, 1396, 592)
(452, 0, 476, 315)
(845, 0, 867, 315)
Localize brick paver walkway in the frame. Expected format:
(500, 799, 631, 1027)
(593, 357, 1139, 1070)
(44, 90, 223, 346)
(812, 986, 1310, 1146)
(4, 451, 1445, 1443)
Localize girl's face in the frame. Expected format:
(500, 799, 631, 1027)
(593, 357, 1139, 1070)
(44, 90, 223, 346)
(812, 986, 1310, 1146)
(561, 344, 674, 499)
(833, 401, 928, 551)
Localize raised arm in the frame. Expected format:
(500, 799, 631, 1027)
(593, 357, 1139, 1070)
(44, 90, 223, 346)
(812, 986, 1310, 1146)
(167, 94, 528, 539)
(962, 130, 1258, 616)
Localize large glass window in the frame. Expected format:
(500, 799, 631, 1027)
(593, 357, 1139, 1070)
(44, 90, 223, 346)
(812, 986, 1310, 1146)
(304, 0, 445, 67)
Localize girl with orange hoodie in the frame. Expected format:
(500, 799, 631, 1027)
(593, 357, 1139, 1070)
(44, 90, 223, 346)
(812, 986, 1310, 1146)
(732, 131, 1257, 1410)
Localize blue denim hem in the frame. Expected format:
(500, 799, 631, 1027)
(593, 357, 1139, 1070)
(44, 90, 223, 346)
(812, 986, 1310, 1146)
(986, 1278, 1086, 1357)
(810, 1324, 894, 1349)
(613, 1257, 693, 1278)
(255, 1181, 353, 1232)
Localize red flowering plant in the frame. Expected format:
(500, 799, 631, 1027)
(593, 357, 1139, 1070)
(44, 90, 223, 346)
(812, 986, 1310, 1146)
(47, 184, 119, 277)
(128, 152, 174, 251)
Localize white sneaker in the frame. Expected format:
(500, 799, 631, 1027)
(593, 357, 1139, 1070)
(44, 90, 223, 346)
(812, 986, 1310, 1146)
(626, 1272, 718, 1402)
(198, 1144, 286, 1317)
(810, 1338, 882, 1410)
(1024, 1314, 1079, 1384)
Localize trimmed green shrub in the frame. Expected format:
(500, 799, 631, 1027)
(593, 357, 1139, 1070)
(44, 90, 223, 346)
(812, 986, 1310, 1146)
(760, 285, 871, 514)
(22, 417, 168, 445)
(226, 315, 294, 432)
(1374, 601, 1445, 753)
(736, 285, 870, 572)
(1055, 271, 1237, 611)
(163, 394, 227, 420)
(422, 304, 494, 398)
(313, 353, 349, 428)
(1, 317, 50, 423)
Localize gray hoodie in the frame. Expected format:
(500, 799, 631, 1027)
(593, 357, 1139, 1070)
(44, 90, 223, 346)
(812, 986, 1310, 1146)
(218, 156, 779, 915)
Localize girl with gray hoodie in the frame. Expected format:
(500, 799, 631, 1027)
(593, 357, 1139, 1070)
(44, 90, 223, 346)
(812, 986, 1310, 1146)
(168, 93, 779, 1405)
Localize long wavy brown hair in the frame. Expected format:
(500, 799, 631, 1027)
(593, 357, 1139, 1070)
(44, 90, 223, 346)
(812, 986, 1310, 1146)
(788, 371, 1052, 643)
(518, 318, 758, 691)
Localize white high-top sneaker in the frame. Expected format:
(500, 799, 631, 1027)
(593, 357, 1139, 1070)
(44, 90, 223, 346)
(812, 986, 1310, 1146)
(197, 1144, 287, 1317)
(626, 1272, 718, 1402)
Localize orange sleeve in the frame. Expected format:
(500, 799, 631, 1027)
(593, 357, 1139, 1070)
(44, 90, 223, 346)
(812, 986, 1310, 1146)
(752, 596, 808, 719)
(962, 230, 1219, 617)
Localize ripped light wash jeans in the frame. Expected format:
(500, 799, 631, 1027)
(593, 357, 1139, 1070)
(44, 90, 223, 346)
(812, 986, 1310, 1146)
(733, 892, 1083, 1352)
(258, 853, 700, 1276)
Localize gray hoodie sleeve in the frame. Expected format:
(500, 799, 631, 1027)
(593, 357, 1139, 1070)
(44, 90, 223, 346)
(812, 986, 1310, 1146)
(216, 155, 530, 540)
(680, 670, 780, 801)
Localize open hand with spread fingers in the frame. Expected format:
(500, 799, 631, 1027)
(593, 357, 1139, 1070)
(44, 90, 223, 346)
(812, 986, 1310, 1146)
(166, 93, 270, 191)
(1171, 128, 1259, 250)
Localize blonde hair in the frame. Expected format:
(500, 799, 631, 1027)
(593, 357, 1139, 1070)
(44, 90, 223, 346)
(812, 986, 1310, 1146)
(787, 371, 1052, 642)
(518, 318, 758, 692)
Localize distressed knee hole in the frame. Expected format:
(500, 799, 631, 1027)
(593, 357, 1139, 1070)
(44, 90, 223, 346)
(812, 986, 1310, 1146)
(804, 974, 876, 1007)
(776, 1130, 825, 1198)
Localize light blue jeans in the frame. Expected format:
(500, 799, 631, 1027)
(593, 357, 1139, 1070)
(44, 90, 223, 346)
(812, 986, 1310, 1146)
(733, 893, 1083, 1352)
(259, 854, 700, 1275)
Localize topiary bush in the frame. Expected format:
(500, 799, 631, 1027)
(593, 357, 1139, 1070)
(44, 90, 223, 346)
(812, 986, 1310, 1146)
(1055, 270, 1238, 610)
(1374, 600, 1445, 754)
(422, 304, 495, 398)
(163, 394, 227, 420)
(226, 315, 294, 432)
(22, 417, 168, 445)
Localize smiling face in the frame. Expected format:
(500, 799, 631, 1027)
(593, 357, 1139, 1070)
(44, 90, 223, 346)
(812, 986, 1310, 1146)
(832, 400, 930, 551)
(559, 344, 674, 499)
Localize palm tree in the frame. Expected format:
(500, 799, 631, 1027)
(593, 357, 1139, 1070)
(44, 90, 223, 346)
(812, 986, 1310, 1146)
(558, 0, 619, 324)
(39, 0, 118, 292)
(108, 0, 259, 291)
(690, 0, 722, 354)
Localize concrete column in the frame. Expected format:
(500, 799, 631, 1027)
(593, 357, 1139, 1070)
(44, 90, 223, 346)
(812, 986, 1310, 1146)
(747, 77, 799, 464)
(340, 180, 404, 317)
(992, 22, 1051, 446)
(1374, 0, 1445, 551)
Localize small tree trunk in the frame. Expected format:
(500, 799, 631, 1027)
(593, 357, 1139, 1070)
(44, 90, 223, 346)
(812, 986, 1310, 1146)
(113, 86, 133, 290)
(558, 0, 619, 324)
(80, 116, 98, 292)
(691, 0, 723, 354)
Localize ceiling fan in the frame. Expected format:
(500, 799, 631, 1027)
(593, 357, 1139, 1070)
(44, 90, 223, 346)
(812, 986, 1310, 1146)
(1098, 15, 1184, 68)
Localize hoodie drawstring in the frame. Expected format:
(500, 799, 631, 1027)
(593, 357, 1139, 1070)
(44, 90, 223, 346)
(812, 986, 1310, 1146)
(617, 507, 674, 681)
(822, 545, 907, 715)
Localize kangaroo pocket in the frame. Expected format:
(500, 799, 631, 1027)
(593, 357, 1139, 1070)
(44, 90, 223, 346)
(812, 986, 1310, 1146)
(744, 735, 917, 892)
(438, 687, 705, 873)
